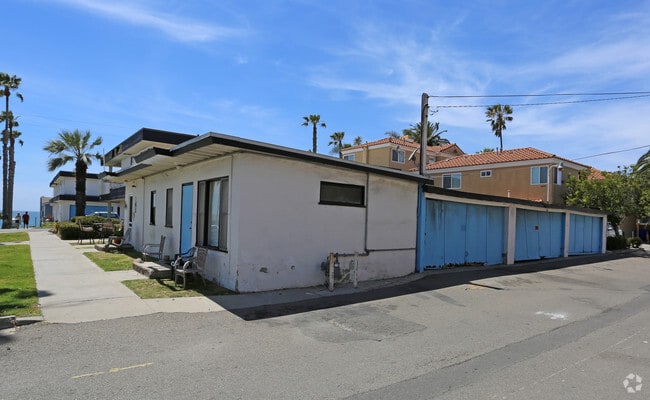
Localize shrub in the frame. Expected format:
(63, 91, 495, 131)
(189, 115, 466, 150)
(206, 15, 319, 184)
(58, 222, 82, 240)
(627, 237, 642, 248)
(606, 235, 628, 250)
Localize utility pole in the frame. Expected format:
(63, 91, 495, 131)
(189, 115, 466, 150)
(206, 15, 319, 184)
(419, 92, 429, 175)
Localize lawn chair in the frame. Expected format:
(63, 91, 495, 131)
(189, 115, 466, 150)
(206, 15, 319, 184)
(174, 247, 207, 289)
(142, 235, 166, 261)
(106, 227, 132, 250)
(100, 220, 115, 243)
(78, 220, 96, 244)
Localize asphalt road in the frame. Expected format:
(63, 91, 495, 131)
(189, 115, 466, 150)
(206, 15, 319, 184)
(2, 251, 649, 399)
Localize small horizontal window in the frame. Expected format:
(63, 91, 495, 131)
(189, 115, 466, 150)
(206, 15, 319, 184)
(320, 181, 365, 207)
(343, 154, 355, 161)
(480, 170, 492, 178)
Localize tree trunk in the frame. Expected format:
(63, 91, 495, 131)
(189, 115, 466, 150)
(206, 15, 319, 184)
(75, 160, 88, 217)
(312, 124, 317, 153)
(7, 129, 16, 221)
(2, 93, 9, 228)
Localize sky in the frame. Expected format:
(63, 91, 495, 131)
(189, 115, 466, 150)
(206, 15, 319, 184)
(3, 0, 650, 212)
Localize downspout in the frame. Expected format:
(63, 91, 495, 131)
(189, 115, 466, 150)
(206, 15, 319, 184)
(415, 92, 429, 273)
(364, 172, 369, 252)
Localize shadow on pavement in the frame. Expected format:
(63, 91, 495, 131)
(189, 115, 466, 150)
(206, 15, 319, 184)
(228, 250, 647, 321)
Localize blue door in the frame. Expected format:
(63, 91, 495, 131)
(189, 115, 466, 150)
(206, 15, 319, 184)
(422, 199, 505, 268)
(569, 214, 602, 254)
(515, 210, 565, 261)
(179, 183, 194, 255)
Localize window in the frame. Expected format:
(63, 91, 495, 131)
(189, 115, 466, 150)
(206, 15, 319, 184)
(442, 173, 461, 189)
(149, 191, 156, 225)
(165, 188, 173, 227)
(319, 181, 365, 207)
(391, 148, 405, 163)
(531, 166, 548, 185)
(480, 170, 492, 178)
(553, 167, 563, 185)
(197, 177, 229, 250)
(343, 154, 355, 161)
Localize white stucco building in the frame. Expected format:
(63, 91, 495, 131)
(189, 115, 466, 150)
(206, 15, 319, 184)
(101, 129, 427, 292)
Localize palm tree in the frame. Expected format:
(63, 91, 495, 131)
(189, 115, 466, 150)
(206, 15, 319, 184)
(43, 129, 103, 217)
(328, 131, 346, 158)
(0, 73, 23, 228)
(302, 114, 326, 153)
(485, 104, 513, 152)
(384, 130, 401, 139)
(402, 121, 450, 146)
(635, 149, 650, 177)
(1, 112, 23, 221)
(353, 136, 363, 146)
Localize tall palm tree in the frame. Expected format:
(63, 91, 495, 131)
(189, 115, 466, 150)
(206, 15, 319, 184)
(1, 112, 23, 221)
(43, 129, 103, 217)
(485, 104, 513, 152)
(402, 121, 450, 146)
(302, 114, 326, 153)
(353, 136, 363, 146)
(328, 131, 346, 158)
(0, 73, 23, 228)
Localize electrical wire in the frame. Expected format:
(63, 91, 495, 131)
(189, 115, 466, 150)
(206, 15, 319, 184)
(433, 94, 650, 108)
(573, 144, 650, 160)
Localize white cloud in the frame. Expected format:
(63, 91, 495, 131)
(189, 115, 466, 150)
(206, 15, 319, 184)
(56, 0, 246, 42)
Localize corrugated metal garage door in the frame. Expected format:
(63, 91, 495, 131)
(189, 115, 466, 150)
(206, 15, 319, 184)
(422, 199, 505, 268)
(515, 210, 565, 261)
(569, 214, 603, 254)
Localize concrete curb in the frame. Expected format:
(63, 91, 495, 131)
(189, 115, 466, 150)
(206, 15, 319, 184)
(0, 315, 44, 331)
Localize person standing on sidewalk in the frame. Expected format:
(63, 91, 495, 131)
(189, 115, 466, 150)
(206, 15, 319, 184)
(15, 212, 21, 229)
(22, 211, 30, 228)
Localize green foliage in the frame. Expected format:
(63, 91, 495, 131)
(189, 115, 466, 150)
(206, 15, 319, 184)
(0, 244, 39, 317)
(627, 237, 642, 248)
(57, 222, 82, 240)
(485, 104, 513, 151)
(606, 236, 628, 250)
(0, 232, 29, 242)
(402, 119, 450, 146)
(564, 167, 650, 233)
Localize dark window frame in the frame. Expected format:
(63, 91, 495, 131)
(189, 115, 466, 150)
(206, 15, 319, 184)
(165, 188, 173, 228)
(149, 190, 156, 225)
(319, 181, 365, 207)
(196, 177, 229, 252)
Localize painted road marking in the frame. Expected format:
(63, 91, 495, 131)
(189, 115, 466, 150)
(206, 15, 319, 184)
(535, 311, 567, 320)
(72, 362, 153, 379)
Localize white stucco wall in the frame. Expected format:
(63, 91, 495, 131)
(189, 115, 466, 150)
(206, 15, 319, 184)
(125, 151, 419, 292)
(231, 153, 418, 292)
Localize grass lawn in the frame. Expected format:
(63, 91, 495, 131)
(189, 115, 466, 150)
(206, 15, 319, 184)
(83, 248, 234, 298)
(0, 231, 29, 243)
(122, 278, 234, 299)
(84, 250, 140, 271)
(0, 244, 40, 317)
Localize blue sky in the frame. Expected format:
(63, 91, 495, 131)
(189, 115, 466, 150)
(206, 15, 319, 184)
(4, 0, 650, 212)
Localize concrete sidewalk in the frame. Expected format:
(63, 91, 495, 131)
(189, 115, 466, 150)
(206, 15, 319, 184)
(15, 229, 425, 325)
(5, 229, 649, 326)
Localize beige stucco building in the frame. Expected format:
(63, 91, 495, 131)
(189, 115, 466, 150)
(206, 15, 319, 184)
(340, 137, 464, 172)
(424, 148, 594, 204)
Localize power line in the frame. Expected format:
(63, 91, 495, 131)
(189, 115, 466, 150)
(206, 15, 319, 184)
(428, 91, 650, 98)
(573, 144, 650, 160)
(434, 94, 650, 108)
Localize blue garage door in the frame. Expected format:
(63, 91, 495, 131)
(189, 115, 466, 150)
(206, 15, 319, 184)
(515, 210, 565, 261)
(569, 214, 603, 254)
(422, 200, 505, 268)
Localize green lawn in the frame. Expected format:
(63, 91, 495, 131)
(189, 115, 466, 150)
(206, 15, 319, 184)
(0, 231, 29, 243)
(84, 248, 234, 298)
(84, 250, 139, 271)
(0, 243, 40, 317)
(122, 278, 234, 299)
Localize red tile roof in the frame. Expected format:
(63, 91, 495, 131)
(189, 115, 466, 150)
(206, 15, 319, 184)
(425, 147, 591, 170)
(342, 137, 462, 154)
